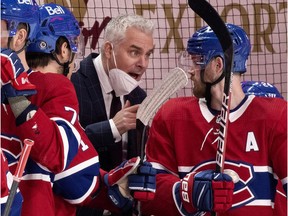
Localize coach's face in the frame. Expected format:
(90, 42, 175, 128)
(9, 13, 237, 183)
(107, 27, 155, 81)
(1, 20, 9, 48)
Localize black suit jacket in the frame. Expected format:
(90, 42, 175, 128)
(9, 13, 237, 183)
(71, 53, 146, 171)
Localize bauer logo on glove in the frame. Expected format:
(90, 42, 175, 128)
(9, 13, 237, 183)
(174, 169, 234, 215)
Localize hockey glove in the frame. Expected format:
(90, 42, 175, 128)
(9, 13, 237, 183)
(174, 170, 234, 215)
(104, 157, 140, 212)
(1, 48, 36, 103)
(128, 161, 156, 201)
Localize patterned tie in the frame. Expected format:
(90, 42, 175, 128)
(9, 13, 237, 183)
(110, 90, 122, 118)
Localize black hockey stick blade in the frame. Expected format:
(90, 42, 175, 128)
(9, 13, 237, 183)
(188, 0, 234, 172)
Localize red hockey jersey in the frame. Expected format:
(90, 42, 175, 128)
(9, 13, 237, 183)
(1, 71, 115, 215)
(1, 71, 81, 174)
(142, 95, 287, 216)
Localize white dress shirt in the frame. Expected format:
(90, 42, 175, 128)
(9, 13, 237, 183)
(92, 54, 128, 159)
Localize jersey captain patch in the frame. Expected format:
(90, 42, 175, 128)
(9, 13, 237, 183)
(245, 132, 259, 152)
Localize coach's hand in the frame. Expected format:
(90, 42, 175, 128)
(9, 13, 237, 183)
(112, 101, 139, 135)
(174, 170, 234, 214)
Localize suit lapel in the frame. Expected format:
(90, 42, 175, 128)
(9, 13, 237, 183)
(81, 54, 107, 119)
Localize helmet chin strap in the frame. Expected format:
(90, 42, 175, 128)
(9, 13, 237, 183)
(200, 68, 225, 108)
(52, 52, 75, 77)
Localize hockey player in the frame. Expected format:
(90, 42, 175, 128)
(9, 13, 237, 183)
(141, 23, 287, 215)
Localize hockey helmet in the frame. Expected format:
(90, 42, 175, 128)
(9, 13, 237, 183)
(241, 81, 283, 98)
(1, 0, 40, 43)
(185, 23, 251, 73)
(27, 3, 82, 55)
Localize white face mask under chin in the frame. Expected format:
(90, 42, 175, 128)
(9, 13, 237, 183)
(108, 44, 140, 96)
(109, 68, 140, 97)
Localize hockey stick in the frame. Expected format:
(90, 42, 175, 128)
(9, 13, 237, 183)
(188, 0, 234, 174)
(187, 1, 234, 215)
(3, 139, 34, 216)
(136, 67, 188, 162)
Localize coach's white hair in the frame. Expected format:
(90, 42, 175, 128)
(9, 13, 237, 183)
(102, 14, 155, 49)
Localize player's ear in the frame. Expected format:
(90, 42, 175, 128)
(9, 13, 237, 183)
(12, 28, 28, 52)
(60, 42, 71, 63)
(215, 56, 224, 73)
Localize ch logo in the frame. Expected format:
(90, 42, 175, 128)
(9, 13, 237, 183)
(1, 135, 23, 165)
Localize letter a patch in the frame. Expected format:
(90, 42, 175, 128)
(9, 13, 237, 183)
(245, 132, 259, 152)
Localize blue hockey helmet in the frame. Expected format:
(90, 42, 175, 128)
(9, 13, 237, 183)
(1, 0, 40, 43)
(241, 81, 283, 99)
(27, 3, 81, 54)
(186, 23, 251, 73)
